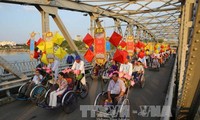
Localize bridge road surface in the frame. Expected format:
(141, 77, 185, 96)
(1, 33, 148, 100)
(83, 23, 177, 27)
(0, 57, 174, 120)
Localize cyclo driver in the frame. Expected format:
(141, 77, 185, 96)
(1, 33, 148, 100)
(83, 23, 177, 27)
(71, 55, 86, 91)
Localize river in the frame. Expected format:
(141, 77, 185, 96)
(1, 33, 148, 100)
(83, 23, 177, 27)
(0, 52, 30, 62)
(0, 52, 69, 75)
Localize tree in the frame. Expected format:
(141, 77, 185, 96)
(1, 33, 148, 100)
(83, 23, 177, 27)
(157, 39, 164, 43)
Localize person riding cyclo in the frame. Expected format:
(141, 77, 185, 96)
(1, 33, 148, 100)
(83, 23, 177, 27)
(158, 52, 164, 65)
(107, 60, 119, 76)
(71, 55, 86, 92)
(119, 58, 133, 77)
(151, 52, 160, 68)
(107, 72, 126, 106)
(19, 68, 43, 98)
(48, 72, 69, 108)
(132, 60, 144, 82)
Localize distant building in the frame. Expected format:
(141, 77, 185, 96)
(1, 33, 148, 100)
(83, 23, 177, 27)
(74, 35, 82, 41)
(0, 41, 16, 46)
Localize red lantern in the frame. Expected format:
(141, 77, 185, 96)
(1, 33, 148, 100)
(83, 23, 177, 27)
(135, 41, 145, 49)
(119, 41, 127, 48)
(138, 51, 145, 59)
(83, 33, 94, 47)
(84, 49, 94, 62)
(109, 31, 122, 47)
(160, 49, 164, 53)
(113, 50, 128, 64)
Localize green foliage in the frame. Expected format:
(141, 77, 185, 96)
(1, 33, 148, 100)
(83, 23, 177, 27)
(60, 40, 87, 54)
(157, 39, 164, 43)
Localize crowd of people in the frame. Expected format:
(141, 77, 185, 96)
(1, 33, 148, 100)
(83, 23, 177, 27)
(18, 48, 173, 111)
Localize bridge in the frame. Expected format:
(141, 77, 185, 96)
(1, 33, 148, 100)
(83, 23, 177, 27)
(0, 0, 200, 120)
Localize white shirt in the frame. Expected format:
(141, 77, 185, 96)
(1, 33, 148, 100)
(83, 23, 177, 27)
(133, 65, 144, 72)
(107, 79, 126, 95)
(32, 75, 43, 84)
(71, 60, 85, 74)
(119, 62, 133, 76)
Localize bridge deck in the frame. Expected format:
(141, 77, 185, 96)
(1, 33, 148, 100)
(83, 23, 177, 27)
(0, 58, 174, 120)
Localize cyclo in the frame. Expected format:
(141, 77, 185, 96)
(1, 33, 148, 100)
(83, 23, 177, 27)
(93, 72, 132, 119)
(37, 68, 89, 114)
(17, 67, 51, 103)
(90, 59, 112, 84)
(149, 54, 160, 71)
(102, 60, 119, 84)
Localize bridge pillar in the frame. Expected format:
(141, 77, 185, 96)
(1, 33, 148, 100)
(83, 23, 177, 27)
(41, 11, 50, 38)
(36, 5, 79, 54)
(177, 0, 200, 119)
(177, 0, 194, 111)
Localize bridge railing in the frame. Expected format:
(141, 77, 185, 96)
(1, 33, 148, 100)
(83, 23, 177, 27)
(161, 55, 177, 120)
(0, 60, 91, 81)
(0, 60, 93, 92)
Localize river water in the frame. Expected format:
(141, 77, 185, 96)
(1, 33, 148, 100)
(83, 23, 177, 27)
(0, 52, 30, 62)
(0, 52, 69, 75)
(0, 52, 31, 74)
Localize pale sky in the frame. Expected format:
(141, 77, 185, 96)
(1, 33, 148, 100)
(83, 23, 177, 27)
(0, 3, 120, 43)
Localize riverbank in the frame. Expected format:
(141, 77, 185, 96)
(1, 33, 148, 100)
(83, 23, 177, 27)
(0, 49, 29, 53)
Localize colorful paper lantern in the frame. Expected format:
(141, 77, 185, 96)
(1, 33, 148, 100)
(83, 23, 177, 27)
(109, 31, 122, 47)
(52, 32, 64, 45)
(119, 41, 127, 48)
(113, 49, 128, 64)
(84, 49, 94, 62)
(138, 51, 145, 59)
(54, 47, 67, 60)
(83, 33, 94, 47)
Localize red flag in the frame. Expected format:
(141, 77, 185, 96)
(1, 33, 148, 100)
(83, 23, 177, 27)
(109, 32, 122, 47)
(84, 49, 94, 62)
(119, 41, 127, 48)
(83, 33, 94, 47)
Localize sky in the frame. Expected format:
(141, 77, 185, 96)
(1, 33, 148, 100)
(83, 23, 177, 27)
(0, 3, 118, 43)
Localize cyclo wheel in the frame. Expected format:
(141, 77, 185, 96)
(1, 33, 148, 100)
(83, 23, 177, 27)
(30, 85, 47, 103)
(90, 67, 96, 80)
(62, 92, 78, 114)
(102, 70, 109, 84)
(79, 82, 89, 99)
(139, 75, 145, 88)
(118, 99, 130, 120)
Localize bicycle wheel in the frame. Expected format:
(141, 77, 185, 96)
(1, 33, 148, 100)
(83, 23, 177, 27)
(30, 85, 47, 103)
(79, 82, 89, 99)
(63, 92, 78, 114)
